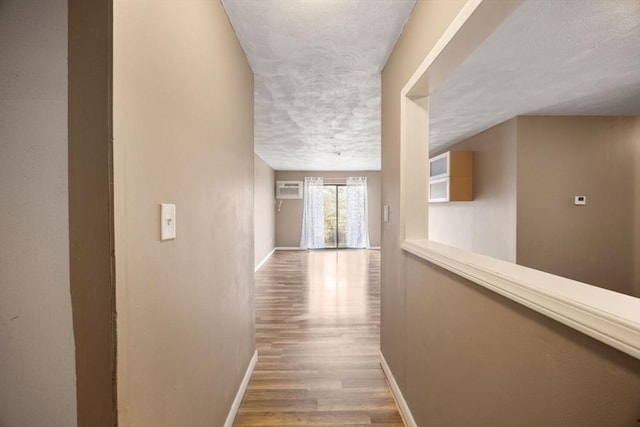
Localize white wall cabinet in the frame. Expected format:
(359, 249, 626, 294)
(428, 151, 473, 202)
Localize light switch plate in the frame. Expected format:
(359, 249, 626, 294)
(160, 204, 176, 240)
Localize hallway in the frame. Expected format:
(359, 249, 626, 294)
(234, 250, 403, 426)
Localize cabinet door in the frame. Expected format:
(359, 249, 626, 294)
(429, 177, 449, 202)
(429, 152, 449, 179)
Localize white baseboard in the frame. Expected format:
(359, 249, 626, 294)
(224, 350, 258, 427)
(255, 248, 276, 272)
(379, 350, 417, 427)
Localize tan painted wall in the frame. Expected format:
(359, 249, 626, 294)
(254, 154, 276, 268)
(274, 171, 381, 247)
(381, 2, 640, 426)
(0, 0, 78, 425)
(517, 116, 640, 297)
(114, 2, 255, 426)
(380, 0, 467, 399)
(429, 119, 518, 262)
(635, 118, 640, 298)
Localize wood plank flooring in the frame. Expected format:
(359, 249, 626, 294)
(234, 250, 404, 426)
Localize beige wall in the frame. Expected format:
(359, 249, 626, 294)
(114, 2, 255, 426)
(254, 154, 276, 268)
(635, 118, 640, 298)
(274, 171, 381, 247)
(0, 0, 78, 425)
(430, 115, 639, 295)
(429, 119, 518, 262)
(517, 116, 640, 297)
(381, 0, 467, 402)
(381, 2, 640, 426)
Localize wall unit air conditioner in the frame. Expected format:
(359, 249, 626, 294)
(276, 181, 303, 199)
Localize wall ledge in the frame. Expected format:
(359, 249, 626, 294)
(401, 239, 640, 360)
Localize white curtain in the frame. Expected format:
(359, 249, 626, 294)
(300, 177, 325, 249)
(345, 177, 370, 248)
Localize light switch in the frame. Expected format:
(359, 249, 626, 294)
(574, 196, 586, 206)
(160, 204, 176, 240)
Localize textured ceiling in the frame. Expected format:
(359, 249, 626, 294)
(429, 0, 640, 153)
(222, 0, 416, 171)
(223, 0, 640, 169)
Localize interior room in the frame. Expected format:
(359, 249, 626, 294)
(425, 0, 640, 297)
(1, 0, 638, 427)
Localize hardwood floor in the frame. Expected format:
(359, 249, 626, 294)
(234, 249, 404, 426)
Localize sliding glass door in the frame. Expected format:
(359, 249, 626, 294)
(322, 185, 347, 248)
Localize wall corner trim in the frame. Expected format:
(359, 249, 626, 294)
(379, 351, 417, 427)
(224, 350, 258, 427)
(255, 248, 276, 272)
(401, 239, 640, 360)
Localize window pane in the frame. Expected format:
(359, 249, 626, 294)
(430, 156, 447, 177)
(323, 186, 337, 248)
(337, 186, 347, 248)
(430, 180, 448, 201)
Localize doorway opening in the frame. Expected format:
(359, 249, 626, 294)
(300, 177, 370, 250)
(322, 185, 347, 248)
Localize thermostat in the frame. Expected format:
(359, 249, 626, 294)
(574, 196, 586, 206)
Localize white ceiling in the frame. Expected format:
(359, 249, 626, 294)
(223, 0, 640, 170)
(429, 0, 640, 153)
(222, 0, 416, 171)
